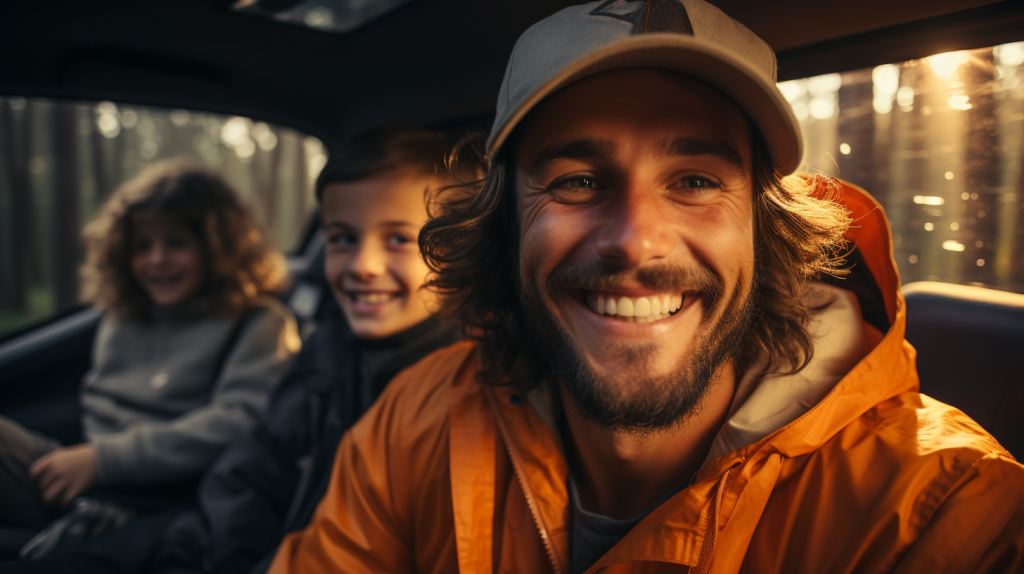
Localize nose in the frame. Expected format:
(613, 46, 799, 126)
(346, 241, 386, 281)
(146, 243, 169, 265)
(593, 187, 675, 269)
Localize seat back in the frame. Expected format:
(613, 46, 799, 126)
(902, 281, 1024, 458)
(284, 230, 335, 339)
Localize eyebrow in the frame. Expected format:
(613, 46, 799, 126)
(525, 136, 746, 176)
(661, 136, 746, 174)
(525, 138, 615, 175)
(323, 220, 417, 229)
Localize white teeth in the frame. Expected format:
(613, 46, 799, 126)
(633, 297, 650, 317)
(617, 297, 633, 317)
(354, 293, 394, 305)
(584, 293, 690, 322)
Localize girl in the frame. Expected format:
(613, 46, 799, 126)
(0, 160, 300, 555)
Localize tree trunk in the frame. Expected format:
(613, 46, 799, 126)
(53, 101, 80, 308)
(4, 99, 35, 314)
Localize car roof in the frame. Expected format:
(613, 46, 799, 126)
(2, 0, 1022, 151)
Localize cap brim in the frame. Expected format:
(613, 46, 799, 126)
(487, 33, 803, 175)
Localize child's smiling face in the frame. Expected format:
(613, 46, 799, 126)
(129, 214, 206, 308)
(322, 171, 442, 340)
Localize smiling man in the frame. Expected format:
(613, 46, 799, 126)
(267, 1, 1024, 573)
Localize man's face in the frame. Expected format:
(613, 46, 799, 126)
(513, 68, 757, 431)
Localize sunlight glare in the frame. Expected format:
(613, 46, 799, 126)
(896, 86, 914, 107)
(994, 42, 1024, 67)
(947, 95, 971, 111)
(929, 52, 969, 77)
(872, 65, 900, 114)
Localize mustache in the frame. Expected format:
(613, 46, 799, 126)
(546, 258, 724, 302)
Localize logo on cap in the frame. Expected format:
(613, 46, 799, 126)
(590, 0, 693, 35)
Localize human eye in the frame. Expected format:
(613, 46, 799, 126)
(549, 174, 605, 204)
(386, 232, 415, 247)
(133, 237, 152, 253)
(326, 231, 357, 248)
(668, 174, 723, 203)
(675, 175, 719, 190)
(166, 234, 194, 250)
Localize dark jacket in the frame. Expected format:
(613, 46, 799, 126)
(153, 304, 462, 574)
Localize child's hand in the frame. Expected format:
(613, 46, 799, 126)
(29, 444, 100, 507)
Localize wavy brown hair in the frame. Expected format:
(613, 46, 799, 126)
(81, 159, 288, 318)
(420, 130, 851, 389)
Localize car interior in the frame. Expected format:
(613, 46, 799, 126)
(0, 0, 1022, 524)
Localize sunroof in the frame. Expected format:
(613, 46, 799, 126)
(233, 0, 415, 34)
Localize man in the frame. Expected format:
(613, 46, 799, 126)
(268, 2, 1024, 573)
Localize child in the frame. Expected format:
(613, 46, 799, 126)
(0, 160, 300, 558)
(148, 126, 469, 574)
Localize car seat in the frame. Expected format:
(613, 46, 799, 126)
(903, 281, 1024, 459)
(283, 230, 335, 340)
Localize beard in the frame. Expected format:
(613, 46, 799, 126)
(519, 258, 757, 434)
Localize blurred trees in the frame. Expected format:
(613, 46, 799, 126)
(0, 97, 323, 337)
(780, 43, 1024, 294)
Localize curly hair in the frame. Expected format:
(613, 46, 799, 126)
(80, 159, 288, 318)
(420, 130, 851, 389)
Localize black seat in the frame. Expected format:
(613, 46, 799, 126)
(903, 281, 1024, 458)
(284, 232, 335, 340)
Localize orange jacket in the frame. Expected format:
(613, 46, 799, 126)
(268, 181, 1024, 573)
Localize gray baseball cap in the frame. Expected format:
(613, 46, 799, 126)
(487, 0, 803, 175)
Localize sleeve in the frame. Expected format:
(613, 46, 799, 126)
(199, 375, 319, 573)
(155, 390, 315, 574)
(892, 453, 1024, 574)
(264, 344, 465, 574)
(270, 431, 417, 568)
(92, 303, 302, 485)
(265, 396, 416, 574)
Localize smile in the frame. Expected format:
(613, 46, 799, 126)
(346, 291, 403, 313)
(351, 292, 398, 305)
(145, 275, 183, 289)
(582, 291, 691, 323)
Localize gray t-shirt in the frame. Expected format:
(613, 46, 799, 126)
(569, 475, 688, 574)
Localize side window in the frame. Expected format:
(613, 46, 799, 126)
(0, 97, 327, 339)
(779, 42, 1024, 294)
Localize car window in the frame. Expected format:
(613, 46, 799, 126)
(779, 41, 1024, 295)
(0, 97, 326, 339)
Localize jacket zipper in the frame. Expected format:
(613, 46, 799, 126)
(484, 387, 564, 574)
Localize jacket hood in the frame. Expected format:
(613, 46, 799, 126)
(698, 177, 916, 476)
